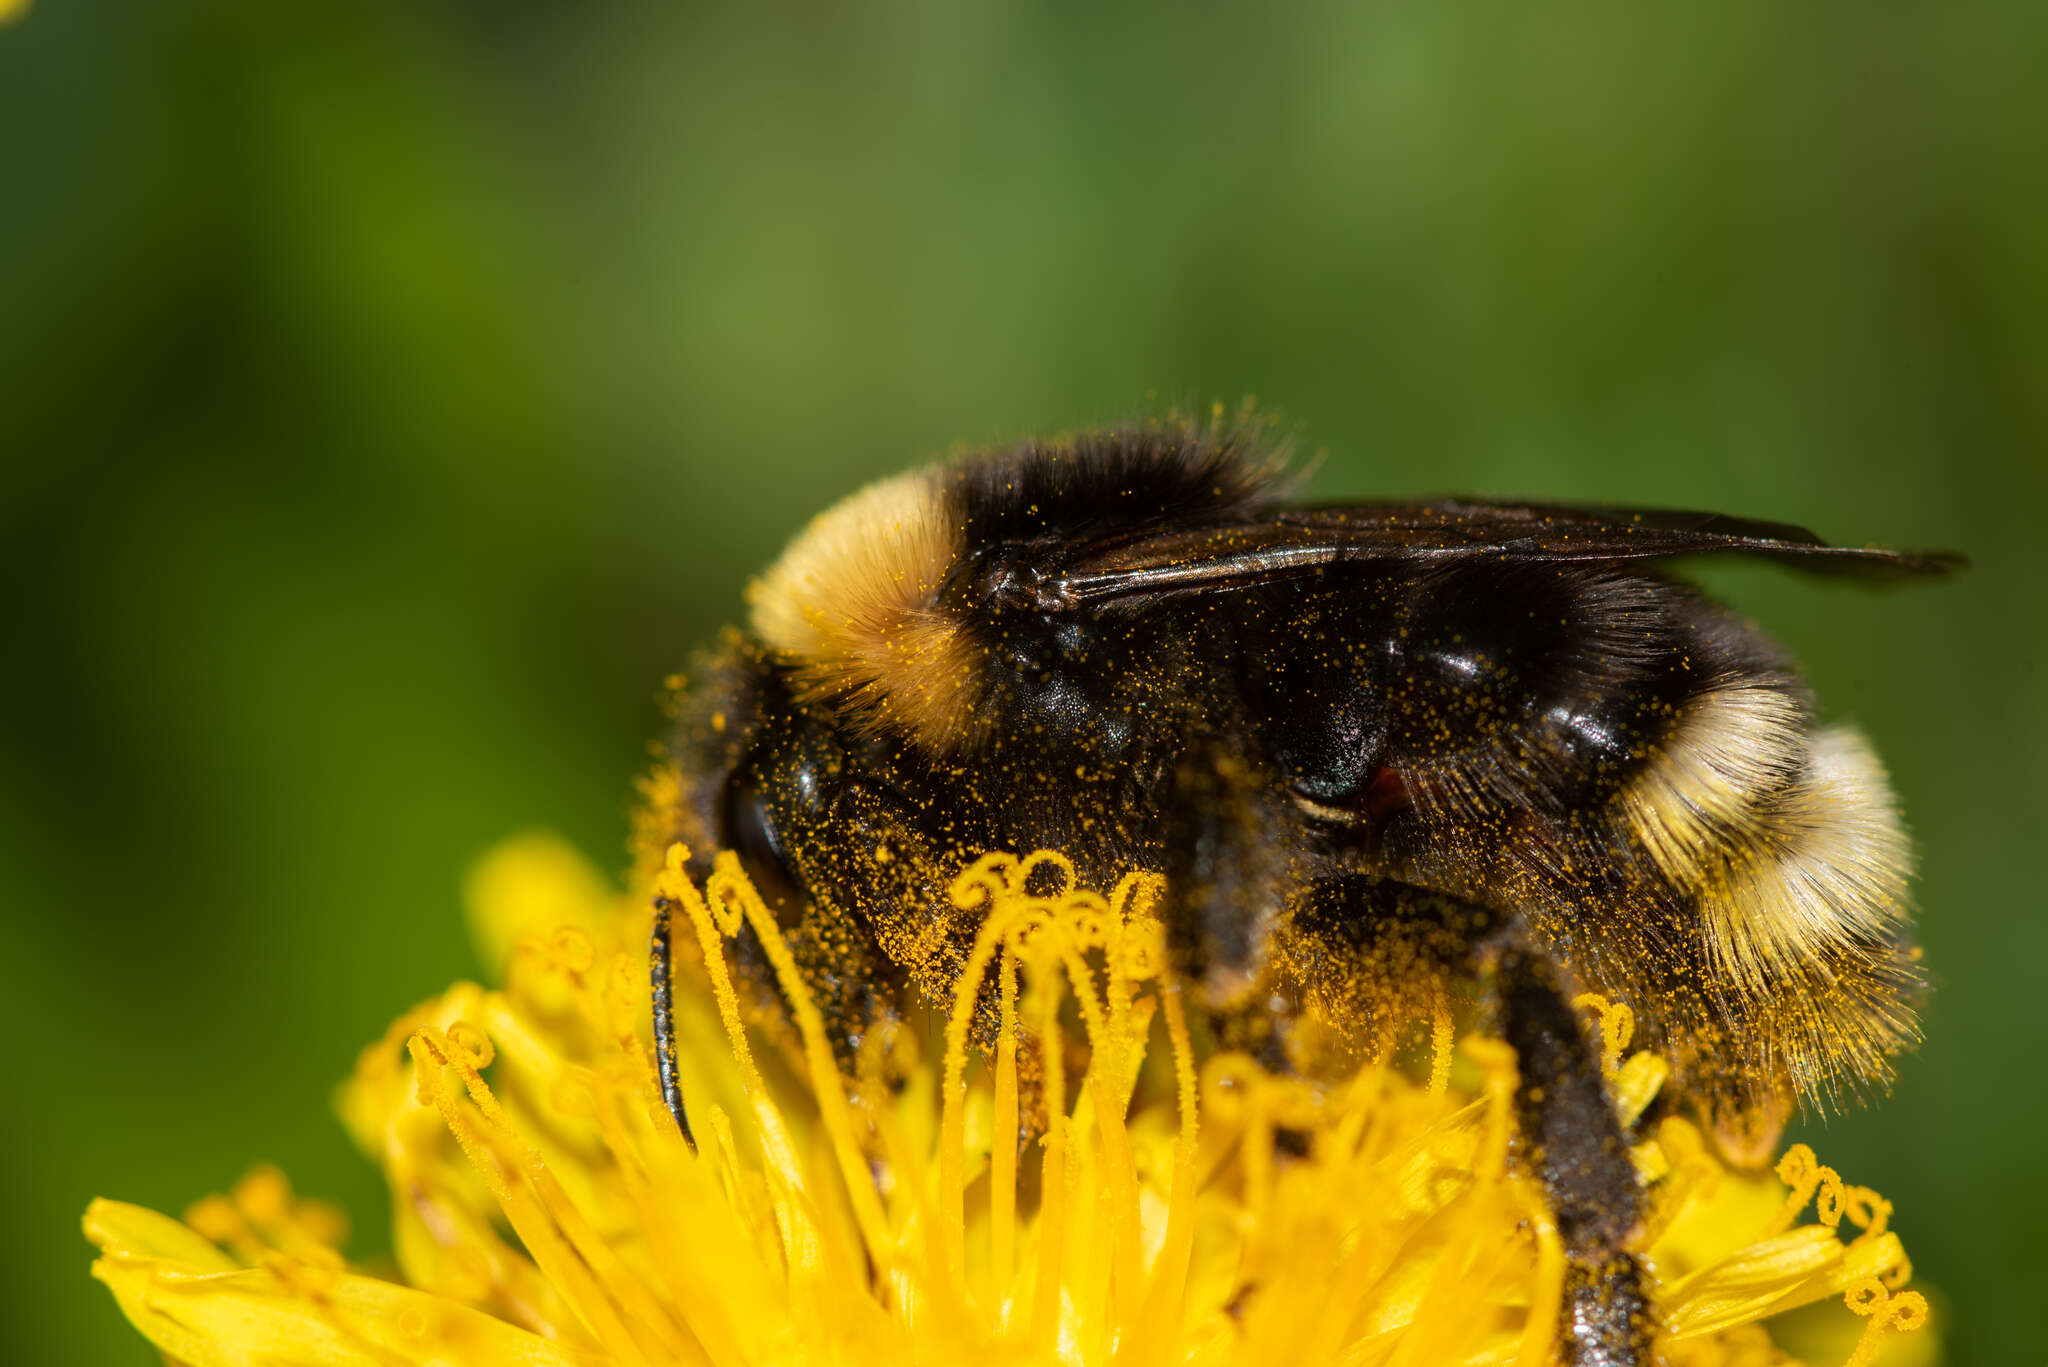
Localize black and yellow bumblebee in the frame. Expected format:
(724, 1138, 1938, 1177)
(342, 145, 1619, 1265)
(649, 419, 1957, 1365)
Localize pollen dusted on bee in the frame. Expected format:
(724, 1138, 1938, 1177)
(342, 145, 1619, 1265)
(654, 418, 1956, 1367)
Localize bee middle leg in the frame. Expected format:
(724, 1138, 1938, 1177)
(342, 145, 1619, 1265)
(1489, 941, 1654, 1367)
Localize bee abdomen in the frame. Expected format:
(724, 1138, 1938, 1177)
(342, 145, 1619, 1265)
(1617, 682, 1920, 1100)
(1619, 680, 1814, 899)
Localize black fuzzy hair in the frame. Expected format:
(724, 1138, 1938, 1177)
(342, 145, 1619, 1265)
(942, 420, 1290, 549)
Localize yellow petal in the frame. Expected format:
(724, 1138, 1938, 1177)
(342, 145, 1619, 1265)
(88, 1199, 607, 1367)
(85, 1200, 240, 1274)
(1663, 1227, 1845, 1337)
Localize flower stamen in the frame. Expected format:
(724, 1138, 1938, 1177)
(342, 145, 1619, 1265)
(86, 838, 1937, 1367)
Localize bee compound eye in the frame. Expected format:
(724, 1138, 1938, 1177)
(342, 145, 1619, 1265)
(721, 775, 807, 924)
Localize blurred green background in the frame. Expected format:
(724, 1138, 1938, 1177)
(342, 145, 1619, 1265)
(3, 2, 2042, 1362)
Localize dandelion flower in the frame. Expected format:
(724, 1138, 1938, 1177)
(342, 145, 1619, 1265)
(87, 836, 1932, 1365)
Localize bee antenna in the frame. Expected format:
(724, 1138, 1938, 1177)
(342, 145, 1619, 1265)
(650, 895, 694, 1145)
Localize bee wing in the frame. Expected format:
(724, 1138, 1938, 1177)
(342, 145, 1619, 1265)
(1059, 498, 1963, 606)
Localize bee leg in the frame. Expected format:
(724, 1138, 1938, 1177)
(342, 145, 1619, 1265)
(650, 894, 692, 1144)
(1491, 943, 1654, 1366)
(1159, 734, 1296, 1016)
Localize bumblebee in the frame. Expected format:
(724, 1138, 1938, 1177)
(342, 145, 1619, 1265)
(649, 420, 1956, 1365)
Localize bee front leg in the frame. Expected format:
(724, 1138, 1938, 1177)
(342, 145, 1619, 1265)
(1489, 942, 1655, 1366)
(650, 893, 692, 1143)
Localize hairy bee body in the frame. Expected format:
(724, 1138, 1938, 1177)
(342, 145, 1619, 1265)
(651, 422, 1953, 1365)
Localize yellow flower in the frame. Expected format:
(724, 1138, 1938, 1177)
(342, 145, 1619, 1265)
(86, 837, 1934, 1366)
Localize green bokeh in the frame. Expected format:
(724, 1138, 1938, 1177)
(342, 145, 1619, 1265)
(4, 2, 2041, 1361)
